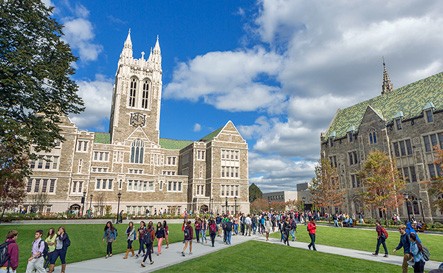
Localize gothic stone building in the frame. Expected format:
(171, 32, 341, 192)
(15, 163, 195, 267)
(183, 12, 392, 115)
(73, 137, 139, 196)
(24, 32, 249, 216)
(321, 64, 443, 222)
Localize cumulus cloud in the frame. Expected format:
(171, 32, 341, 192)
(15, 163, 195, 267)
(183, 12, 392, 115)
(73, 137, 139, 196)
(193, 123, 202, 132)
(70, 75, 113, 131)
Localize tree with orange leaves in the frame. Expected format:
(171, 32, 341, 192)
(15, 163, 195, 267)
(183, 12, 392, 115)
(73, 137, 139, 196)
(429, 147, 443, 213)
(359, 150, 405, 222)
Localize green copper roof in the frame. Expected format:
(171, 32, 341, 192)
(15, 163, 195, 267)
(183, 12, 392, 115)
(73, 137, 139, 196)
(325, 72, 443, 141)
(94, 132, 111, 144)
(159, 138, 193, 150)
(200, 127, 222, 142)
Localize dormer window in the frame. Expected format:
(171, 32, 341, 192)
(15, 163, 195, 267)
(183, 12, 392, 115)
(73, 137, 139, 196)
(393, 111, 404, 130)
(423, 102, 435, 123)
(347, 126, 356, 143)
(329, 131, 336, 147)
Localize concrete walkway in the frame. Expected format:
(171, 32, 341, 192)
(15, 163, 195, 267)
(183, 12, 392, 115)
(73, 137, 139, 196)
(53, 232, 442, 273)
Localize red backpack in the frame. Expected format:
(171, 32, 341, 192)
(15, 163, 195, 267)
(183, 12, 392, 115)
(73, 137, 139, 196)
(382, 227, 389, 239)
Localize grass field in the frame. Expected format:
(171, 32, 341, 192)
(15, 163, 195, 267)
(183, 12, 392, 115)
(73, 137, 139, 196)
(270, 225, 443, 261)
(0, 222, 185, 273)
(155, 240, 403, 273)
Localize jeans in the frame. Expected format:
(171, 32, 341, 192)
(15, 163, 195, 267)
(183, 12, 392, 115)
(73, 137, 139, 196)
(210, 233, 216, 247)
(195, 229, 200, 242)
(200, 229, 206, 243)
(107, 242, 113, 255)
(137, 239, 145, 255)
(308, 233, 316, 250)
(375, 237, 388, 255)
(413, 260, 425, 273)
(234, 224, 238, 235)
(226, 231, 232, 245)
(142, 243, 153, 263)
(50, 249, 67, 264)
(290, 229, 296, 240)
(252, 224, 257, 234)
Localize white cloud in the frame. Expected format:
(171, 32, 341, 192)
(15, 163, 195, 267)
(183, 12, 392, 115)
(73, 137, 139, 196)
(63, 18, 102, 62)
(70, 75, 113, 131)
(193, 123, 202, 132)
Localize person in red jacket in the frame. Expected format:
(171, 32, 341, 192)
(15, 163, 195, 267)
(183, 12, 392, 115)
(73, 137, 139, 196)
(1, 230, 19, 273)
(307, 219, 317, 251)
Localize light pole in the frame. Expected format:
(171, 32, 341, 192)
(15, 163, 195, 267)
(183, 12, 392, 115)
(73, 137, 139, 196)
(81, 191, 86, 217)
(225, 196, 228, 214)
(234, 196, 237, 215)
(116, 192, 122, 224)
(403, 193, 411, 222)
(89, 194, 93, 210)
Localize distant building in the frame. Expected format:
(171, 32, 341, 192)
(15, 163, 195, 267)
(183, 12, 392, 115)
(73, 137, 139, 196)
(263, 191, 297, 210)
(321, 63, 443, 222)
(297, 183, 313, 211)
(24, 32, 249, 216)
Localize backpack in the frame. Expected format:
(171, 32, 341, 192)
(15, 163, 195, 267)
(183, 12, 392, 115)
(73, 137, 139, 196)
(381, 228, 389, 239)
(421, 246, 430, 261)
(143, 229, 153, 245)
(291, 219, 297, 229)
(0, 242, 11, 269)
(209, 223, 217, 233)
(184, 226, 191, 239)
(38, 240, 49, 258)
(225, 222, 233, 232)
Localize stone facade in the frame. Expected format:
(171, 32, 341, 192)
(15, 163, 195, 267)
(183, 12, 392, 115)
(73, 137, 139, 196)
(24, 32, 249, 216)
(321, 67, 443, 222)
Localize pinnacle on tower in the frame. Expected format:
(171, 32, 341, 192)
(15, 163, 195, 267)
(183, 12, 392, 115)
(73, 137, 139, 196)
(153, 35, 161, 54)
(120, 29, 133, 60)
(381, 57, 393, 95)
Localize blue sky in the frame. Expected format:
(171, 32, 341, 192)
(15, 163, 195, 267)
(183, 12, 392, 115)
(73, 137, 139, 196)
(45, 0, 443, 192)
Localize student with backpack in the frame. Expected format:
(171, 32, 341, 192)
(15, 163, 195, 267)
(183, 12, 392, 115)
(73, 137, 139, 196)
(181, 220, 193, 256)
(123, 222, 136, 259)
(410, 233, 425, 273)
(141, 222, 155, 267)
(0, 230, 19, 273)
(225, 217, 233, 245)
(135, 221, 146, 258)
(289, 216, 297, 241)
(372, 220, 389, 257)
(102, 221, 118, 259)
(208, 219, 217, 247)
(25, 229, 46, 273)
(44, 228, 57, 269)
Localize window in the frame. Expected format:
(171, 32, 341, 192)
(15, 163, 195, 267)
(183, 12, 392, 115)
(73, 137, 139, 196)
(425, 110, 434, 123)
(71, 181, 84, 194)
(93, 151, 110, 162)
(221, 149, 240, 162)
(329, 138, 334, 147)
(27, 178, 56, 193)
(428, 163, 442, 179)
(351, 174, 361, 188)
(129, 78, 137, 107)
(166, 157, 177, 165)
(128, 169, 144, 174)
(395, 118, 402, 130)
(30, 156, 60, 170)
(78, 159, 83, 173)
(141, 80, 149, 109)
(197, 150, 205, 160)
(113, 151, 124, 163)
(167, 181, 182, 192)
(423, 132, 443, 152)
(95, 179, 113, 191)
(220, 184, 239, 197)
(348, 151, 358, 165)
(76, 140, 88, 152)
(91, 167, 109, 173)
(329, 156, 337, 168)
(162, 171, 176, 176)
(402, 166, 417, 183)
(369, 131, 377, 144)
(393, 139, 413, 157)
(130, 139, 144, 163)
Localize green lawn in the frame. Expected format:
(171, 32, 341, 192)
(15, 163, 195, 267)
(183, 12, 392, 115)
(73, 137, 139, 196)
(156, 240, 403, 273)
(0, 222, 185, 273)
(270, 225, 443, 261)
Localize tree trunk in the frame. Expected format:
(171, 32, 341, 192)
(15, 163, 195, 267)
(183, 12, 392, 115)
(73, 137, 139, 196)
(0, 207, 5, 223)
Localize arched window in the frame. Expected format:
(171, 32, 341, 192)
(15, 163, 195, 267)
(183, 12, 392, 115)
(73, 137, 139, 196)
(369, 130, 377, 144)
(413, 201, 420, 215)
(129, 78, 137, 107)
(141, 80, 150, 109)
(130, 139, 144, 163)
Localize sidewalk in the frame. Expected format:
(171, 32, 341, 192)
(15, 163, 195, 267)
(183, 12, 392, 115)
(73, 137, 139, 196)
(260, 236, 442, 271)
(55, 233, 442, 273)
(55, 233, 255, 273)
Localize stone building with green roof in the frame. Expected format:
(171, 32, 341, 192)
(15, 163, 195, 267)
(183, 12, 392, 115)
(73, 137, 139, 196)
(24, 32, 249, 216)
(321, 64, 443, 222)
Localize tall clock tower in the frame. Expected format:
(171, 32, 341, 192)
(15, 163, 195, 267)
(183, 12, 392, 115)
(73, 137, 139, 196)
(109, 31, 162, 145)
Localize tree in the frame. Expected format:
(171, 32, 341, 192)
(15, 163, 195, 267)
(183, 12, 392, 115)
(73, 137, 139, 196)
(0, 0, 84, 210)
(429, 146, 443, 213)
(31, 192, 49, 214)
(250, 198, 269, 213)
(249, 183, 263, 203)
(359, 150, 405, 222)
(310, 158, 345, 217)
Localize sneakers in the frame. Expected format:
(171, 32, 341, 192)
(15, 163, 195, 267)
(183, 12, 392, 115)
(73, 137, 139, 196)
(141, 263, 145, 267)
(383, 254, 389, 258)
(189, 252, 192, 255)
(135, 254, 139, 258)
(105, 255, 109, 259)
(150, 261, 154, 265)
(372, 253, 378, 256)
(181, 252, 185, 257)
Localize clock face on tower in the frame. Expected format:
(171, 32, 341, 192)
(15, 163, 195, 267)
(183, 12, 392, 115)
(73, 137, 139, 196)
(130, 112, 146, 127)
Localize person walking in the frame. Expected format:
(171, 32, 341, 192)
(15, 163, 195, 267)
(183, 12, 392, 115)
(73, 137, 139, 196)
(25, 230, 46, 273)
(102, 221, 118, 259)
(282, 217, 291, 246)
(264, 216, 272, 241)
(194, 218, 201, 243)
(372, 220, 389, 257)
(200, 217, 207, 244)
(155, 222, 165, 256)
(182, 220, 193, 256)
(307, 218, 317, 251)
(409, 233, 425, 273)
(44, 228, 57, 269)
(0, 230, 19, 273)
(123, 222, 136, 259)
(208, 219, 217, 247)
(289, 216, 297, 241)
(48, 226, 70, 273)
(393, 224, 412, 273)
(163, 221, 169, 249)
(141, 222, 155, 267)
(135, 221, 146, 258)
(245, 214, 252, 236)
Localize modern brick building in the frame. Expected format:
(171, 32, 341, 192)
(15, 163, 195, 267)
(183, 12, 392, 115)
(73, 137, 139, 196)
(321, 63, 443, 222)
(24, 32, 249, 216)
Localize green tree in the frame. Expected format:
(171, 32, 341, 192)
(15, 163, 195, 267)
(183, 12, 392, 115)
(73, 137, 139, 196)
(0, 0, 84, 213)
(359, 150, 405, 222)
(310, 158, 345, 217)
(249, 183, 263, 203)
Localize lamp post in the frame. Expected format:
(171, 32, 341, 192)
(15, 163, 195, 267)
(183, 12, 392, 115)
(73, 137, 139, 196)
(418, 198, 425, 223)
(89, 194, 93, 210)
(225, 196, 228, 214)
(116, 192, 122, 224)
(81, 191, 86, 217)
(234, 196, 237, 215)
(403, 193, 411, 222)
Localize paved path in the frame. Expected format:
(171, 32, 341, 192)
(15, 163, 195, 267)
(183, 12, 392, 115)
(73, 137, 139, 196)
(53, 232, 442, 273)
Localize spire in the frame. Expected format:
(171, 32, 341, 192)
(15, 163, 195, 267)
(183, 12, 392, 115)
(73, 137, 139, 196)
(153, 35, 161, 54)
(151, 35, 161, 70)
(120, 29, 133, 60)
(381, 57, 393, 95)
